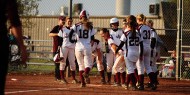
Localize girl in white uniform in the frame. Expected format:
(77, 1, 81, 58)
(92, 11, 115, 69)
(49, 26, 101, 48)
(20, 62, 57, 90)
(69, 10, 96, 87)
(99, 28, 126, 87)
(136, 14, 157, 90)
(116, 15, 143, 90)
(91, 38, 106, 84)
(58, 17, 79, 84)
(106, 18, 126, 85)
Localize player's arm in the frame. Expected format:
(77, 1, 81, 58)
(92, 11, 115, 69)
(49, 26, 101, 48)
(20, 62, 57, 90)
(97, 48, 103, 64)
(115, 41, 125, 54)
(69, 29, 77, 43)
(150, 37, 156, 57)
(110, 43, 117, 54)
(139, 41, 143, 60)
(49, 26, 58, 37)
(49, 33, 58, 37)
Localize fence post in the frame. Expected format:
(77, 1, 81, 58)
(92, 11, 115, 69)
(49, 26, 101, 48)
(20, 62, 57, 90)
(176, 0, 183, 81)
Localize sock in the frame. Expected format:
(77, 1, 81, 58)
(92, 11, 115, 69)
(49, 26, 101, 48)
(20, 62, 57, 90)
(79, 71, 85, 84)
(71, 71, 76, 80)
(134, 69, 138, 84)
(126, 74, 131, 86)
(84, 67, 91, 75)
(138, 74, 144, 86)
(99, 70, 105, 80)
(107, 72, 112, 82)
(60, 70, 65, 80)
(121, 72, 126, 84)
(148, 72, 155, 84)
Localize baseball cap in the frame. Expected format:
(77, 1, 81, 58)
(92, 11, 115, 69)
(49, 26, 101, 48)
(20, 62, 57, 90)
(58, 16, 66, 21)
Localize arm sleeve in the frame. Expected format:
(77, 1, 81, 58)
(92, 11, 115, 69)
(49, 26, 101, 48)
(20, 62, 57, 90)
(140, 41, 143, 57)
(116, 41, 125, 54)
(151, 38, 156, 49)
(69, 29, 76, 43)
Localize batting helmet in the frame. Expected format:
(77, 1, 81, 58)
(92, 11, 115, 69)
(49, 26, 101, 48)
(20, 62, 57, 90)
(79, 10, 90, 19)
(110, 17, 119, 27)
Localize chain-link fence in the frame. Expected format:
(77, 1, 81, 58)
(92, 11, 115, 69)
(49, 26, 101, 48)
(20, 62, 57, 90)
(15, 0, 190, 79)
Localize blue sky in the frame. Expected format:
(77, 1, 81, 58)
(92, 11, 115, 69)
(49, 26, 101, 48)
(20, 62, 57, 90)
(38, 0, 159, 16)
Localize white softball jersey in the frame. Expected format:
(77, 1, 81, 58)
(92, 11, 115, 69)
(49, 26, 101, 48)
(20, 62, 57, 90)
(138, 25, 156, 48)
(71, 23, 96, 51)
(109, 29, 123, 46)
(120, 31, 143, 62)
(91, 40, 102, 53)
(58, 27, 75, 49)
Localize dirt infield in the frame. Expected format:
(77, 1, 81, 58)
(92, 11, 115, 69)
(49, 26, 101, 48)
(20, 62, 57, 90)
(5, 74, 190, 95)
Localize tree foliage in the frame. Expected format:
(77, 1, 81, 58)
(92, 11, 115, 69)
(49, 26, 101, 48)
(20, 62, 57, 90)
(16, 0, 41, 29)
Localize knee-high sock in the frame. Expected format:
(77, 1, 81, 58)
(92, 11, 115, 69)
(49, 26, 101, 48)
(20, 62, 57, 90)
(134, 69, 138, 84)
(99, 70, 105, 80)
(71, 71, 76, 80)
(79, 71, 85, 84)
(126, 74, 131, 86)
(84, 67, 91, 75)
(138, 74, 144, 86)
(60, 70, 65, 80)
(121, 72, 126, 84)
(107, 72, 112, 82)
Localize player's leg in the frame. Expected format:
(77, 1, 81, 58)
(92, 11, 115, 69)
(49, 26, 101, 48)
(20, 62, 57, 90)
(112, 55, 124, 86)
(59, 48, 69, 84)
(136, 58, 145, 90)
(106, 51, 114, 84)
(83, 48, 92, 84)
(53, 52, 61, 81)
(96, 55, 106, 84)
(75, 50, 85, 87)
(126, 58, 137, 90)
(68, 48, 79, 84)
(144, 50, 157, 90)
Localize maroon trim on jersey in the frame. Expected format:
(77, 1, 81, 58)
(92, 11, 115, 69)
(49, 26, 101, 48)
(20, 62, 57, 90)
(137, 24, 143, 32)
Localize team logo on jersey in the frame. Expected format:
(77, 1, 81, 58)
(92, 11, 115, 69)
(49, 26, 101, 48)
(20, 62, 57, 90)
(116, 35, 121, 39)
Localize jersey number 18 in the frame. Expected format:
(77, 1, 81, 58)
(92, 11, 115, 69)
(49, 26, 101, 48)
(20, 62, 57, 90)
(79, 29, 89, 39)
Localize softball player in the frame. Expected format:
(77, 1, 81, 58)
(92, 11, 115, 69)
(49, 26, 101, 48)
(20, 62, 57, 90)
(116, 15, 143, 90)
(106, 18, 125, 85)
(49, 16, 65, 81)
(136, 14, 157, 90)
(58, 17, 79, 84)
(99, 28, 126, 87)
(146, 20, 168, 86)
(69, 10, 96, 87)
(122, 16, 139, 86)
(91, 38, 106, 84)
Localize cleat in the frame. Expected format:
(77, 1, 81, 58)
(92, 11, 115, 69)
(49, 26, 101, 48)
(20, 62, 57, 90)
(150, 83, 157, 90)
(145, 82, 151, 88)
(72, 79, 80, 84)
(111, 83, 121, 87)
(60, 78, 68, 84)
(129, 85, 137, 91)
(107, 80, 111, 85)
(101, 78, 106, 84)
(137, 85, 144, 90)
(83, 73, 90, 84)
(80, 83, 86, 88)
(121, 84, 128, 89)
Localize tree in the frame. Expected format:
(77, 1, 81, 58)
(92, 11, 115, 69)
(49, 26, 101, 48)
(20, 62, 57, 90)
(16, 0, 41, 28)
